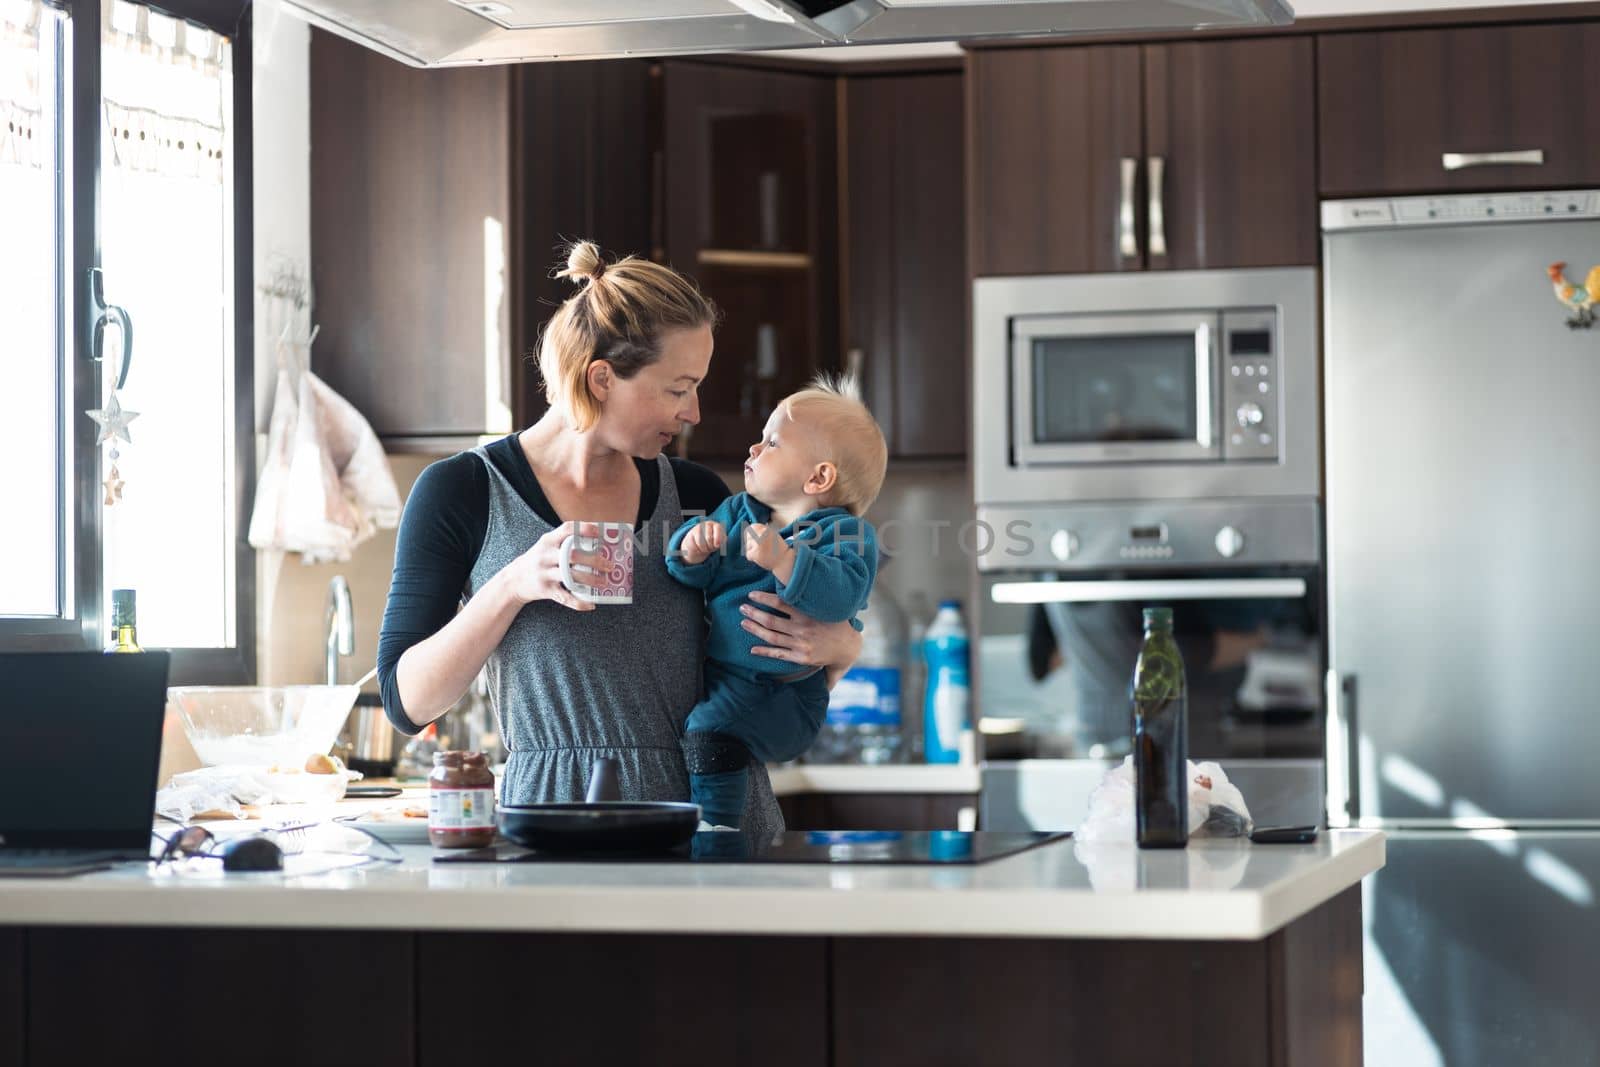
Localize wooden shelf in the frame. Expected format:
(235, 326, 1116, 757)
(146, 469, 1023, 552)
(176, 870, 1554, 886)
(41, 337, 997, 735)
(697, 248, 813, 270)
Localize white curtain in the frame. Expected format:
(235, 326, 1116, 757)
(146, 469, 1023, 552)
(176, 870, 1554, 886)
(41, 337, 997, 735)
(99, 0, 236, 648)
(0, 0, 60, 618)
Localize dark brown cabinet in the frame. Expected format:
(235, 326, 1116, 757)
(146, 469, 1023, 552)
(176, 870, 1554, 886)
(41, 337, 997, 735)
(511, 61, 657, 426)
(844, 73, 968, 458)
(663, 61, 840, 461)
(310, 31, 511, 441)
(1319, 23, 1600, 197)
(312, 32, 658, 441)
(777, 789, 977, 831)
(969, 37, 1316, 276)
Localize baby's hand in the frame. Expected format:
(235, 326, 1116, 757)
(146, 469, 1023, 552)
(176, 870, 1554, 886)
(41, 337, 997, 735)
(679, 520, 727, 565)
(743, 522, 795, 574)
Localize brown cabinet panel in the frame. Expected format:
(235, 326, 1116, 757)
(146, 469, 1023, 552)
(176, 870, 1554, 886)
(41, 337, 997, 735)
(1144, 37, 1317, 269)
(1319, 23, 1600, 196)
(968, 46, 1143, 276)
(833, 935, 1273, 1066)
(0, 931, 17, 1067)
(846, 73, 967, 457)
(27, 928, 415, 1067)
(512, 61, 656, 426)
(664, 62, 839, 461)
(310, 30, 510, 438)
(419, 932, 827, 1066)
(778, 790, 977, 830)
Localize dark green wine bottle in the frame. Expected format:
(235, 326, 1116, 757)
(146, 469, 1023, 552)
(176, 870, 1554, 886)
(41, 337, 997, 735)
(106, 589, 142, 653)
(1132, 606, 1187, 848)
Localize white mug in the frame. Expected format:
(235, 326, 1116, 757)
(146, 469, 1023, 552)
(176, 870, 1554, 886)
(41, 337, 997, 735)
(558, 522, 635, 605)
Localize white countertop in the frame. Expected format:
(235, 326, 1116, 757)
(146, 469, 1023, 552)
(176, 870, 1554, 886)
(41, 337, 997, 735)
(766, 763, 980, 795)
(2, 830, 1382, 941)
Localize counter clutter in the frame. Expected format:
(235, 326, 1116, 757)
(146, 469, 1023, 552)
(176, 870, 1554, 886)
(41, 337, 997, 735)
(10, 782, 1381, 1066)
(8, 821, 1382, 939)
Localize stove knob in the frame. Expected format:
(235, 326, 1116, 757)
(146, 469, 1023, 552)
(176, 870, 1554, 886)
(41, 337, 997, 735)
(1215, 526, 1245, 559)
(1049, 529, 1079, 562)
(1235, 402, 1265, 428)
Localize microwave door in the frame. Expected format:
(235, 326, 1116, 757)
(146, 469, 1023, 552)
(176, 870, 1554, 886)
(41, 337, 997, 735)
(1011, 312, 1221, 467)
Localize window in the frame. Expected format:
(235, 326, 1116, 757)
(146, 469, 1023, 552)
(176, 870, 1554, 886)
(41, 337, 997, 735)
(99, 2, 237, 650)
(0, 2, 69, 622)
(0, 0, 253, 678)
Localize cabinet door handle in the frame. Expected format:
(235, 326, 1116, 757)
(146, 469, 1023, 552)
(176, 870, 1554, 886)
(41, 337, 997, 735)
(1441, 149, 1544, 171)
(1118, 157, 1138, 259)
(1147, 155, 1167, 259)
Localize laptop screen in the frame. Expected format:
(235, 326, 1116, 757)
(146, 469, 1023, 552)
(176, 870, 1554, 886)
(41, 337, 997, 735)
(0, 652, 169, 849)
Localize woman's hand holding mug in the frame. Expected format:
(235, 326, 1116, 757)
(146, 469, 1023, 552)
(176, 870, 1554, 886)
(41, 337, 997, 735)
(504, 521, 606, 613)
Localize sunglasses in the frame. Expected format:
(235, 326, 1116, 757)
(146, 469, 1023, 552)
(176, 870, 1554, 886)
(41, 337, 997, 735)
(154, 825, 216, 864)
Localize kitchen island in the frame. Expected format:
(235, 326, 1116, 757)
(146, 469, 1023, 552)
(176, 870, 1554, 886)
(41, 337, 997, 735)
(0, 830, 1381, 1067)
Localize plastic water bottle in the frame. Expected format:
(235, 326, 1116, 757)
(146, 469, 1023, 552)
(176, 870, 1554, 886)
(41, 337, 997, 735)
(922, 599, 971, 764)
(902, 591, 932, 761)
(812, 586, 905, 764)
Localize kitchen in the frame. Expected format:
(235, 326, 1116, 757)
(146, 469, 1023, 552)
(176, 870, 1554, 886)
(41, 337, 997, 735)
(4, 0, 1600, 1062)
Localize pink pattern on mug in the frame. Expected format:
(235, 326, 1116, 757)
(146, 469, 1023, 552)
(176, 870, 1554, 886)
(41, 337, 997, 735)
(559, 522, 634, 605)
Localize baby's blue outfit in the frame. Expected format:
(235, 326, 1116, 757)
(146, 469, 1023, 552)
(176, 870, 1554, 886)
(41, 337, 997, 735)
(667, 493, 878, 827)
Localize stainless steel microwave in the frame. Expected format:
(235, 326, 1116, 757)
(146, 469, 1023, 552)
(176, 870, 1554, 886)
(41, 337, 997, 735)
(973, 268, 1320, 508)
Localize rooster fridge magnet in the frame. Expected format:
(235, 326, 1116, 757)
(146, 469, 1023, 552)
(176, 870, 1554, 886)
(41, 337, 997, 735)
(1547, 262, 1599, 329)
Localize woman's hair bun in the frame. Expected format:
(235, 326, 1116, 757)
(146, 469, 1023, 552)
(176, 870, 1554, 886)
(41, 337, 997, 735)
(557, 240, 605, 285)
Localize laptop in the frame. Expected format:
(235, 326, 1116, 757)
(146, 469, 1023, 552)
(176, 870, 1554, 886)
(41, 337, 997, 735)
(0, 651, 170, 876)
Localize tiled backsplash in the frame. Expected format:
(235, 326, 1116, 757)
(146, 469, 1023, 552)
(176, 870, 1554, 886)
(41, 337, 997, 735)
(256, 452, 975, 686)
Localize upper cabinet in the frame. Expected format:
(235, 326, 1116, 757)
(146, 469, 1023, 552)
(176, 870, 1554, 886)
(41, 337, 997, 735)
(969, 37, 1316, 275)
(663, 62, 840, 461)
(310, 31, 512, 441)
(845, 73, 967, 458)
(511, 61, 657, 426)
(1319, 23, 1600, 197)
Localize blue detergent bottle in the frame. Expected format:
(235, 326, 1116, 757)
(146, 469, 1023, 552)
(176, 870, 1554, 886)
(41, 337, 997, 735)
(922, 599, 971, 764)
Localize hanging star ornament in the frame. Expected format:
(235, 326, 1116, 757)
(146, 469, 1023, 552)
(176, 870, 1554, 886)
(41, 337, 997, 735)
(102, 465, 125, 505)
(87, 392, 140, 445)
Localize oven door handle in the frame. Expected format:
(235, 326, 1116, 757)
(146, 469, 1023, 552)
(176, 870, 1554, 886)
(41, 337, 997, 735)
(989, 577, 1307, 604)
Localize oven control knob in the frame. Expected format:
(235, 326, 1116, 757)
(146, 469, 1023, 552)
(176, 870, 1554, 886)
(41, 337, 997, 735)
(1214, 526, 1245, 559)
(1235, 402, 1265, 428)
(1049, 529, 1079, 562)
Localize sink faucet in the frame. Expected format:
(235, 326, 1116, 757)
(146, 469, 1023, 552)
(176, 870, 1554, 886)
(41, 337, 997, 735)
(325, 575, 354, 685)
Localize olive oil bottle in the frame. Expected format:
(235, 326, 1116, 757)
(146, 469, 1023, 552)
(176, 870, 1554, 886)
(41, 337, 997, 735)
(1132, 606, 1187, 848)
(106, 588, 143, 653)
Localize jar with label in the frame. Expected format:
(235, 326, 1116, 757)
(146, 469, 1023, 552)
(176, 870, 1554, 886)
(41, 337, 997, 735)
(427, 751, 496, 849)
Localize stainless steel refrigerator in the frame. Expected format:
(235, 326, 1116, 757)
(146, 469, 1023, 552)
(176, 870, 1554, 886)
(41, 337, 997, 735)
(1323, 189, 1600, 1067)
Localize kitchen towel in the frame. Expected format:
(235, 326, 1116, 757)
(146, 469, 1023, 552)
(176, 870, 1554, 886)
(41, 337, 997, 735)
(248, 336, 401, 563)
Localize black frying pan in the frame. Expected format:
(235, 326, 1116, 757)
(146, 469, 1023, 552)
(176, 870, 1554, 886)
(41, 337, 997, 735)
(496, 757, 701, 854)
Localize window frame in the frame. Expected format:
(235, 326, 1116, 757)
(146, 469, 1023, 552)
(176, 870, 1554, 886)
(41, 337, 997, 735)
(0, 0, 256, 684)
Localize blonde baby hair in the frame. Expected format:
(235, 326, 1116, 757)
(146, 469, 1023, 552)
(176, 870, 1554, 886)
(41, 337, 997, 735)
(779, 372, 888, 516)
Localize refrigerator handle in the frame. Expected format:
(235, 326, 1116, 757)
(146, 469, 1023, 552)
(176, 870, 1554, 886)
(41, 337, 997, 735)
(1325, 670, 1359, 826)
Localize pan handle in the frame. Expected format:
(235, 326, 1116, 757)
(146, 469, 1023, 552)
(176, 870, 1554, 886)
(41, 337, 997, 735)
(586, 757, 621, 803)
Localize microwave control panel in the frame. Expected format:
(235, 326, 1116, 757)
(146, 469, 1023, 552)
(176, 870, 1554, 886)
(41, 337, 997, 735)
(1220, 309, 1280, 462)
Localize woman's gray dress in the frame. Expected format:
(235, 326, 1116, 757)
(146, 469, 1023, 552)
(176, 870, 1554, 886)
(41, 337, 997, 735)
(465, 448, 783, 837)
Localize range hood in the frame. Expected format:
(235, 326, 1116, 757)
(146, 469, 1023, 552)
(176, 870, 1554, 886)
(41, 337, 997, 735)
(283, 0, 1294, 68)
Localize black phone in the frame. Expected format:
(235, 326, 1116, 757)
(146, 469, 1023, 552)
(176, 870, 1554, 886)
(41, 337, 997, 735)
(1249, 825, 1319, 844)
(344, 786, 403, 799)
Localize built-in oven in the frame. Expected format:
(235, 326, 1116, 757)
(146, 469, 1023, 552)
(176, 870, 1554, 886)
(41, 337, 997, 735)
(973, 267, 1320, 508)
(973, 500, 1326, 833)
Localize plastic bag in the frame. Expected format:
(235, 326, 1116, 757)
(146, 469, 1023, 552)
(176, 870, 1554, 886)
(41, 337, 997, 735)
(1074, 756, 1253, 843)
(156, 759, 350, 823)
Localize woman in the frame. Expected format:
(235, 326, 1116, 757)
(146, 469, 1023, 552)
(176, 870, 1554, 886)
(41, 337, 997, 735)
(375, 241, 862, 835)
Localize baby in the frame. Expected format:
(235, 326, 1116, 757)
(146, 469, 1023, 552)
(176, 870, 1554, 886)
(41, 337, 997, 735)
(667, 373, 887, 829)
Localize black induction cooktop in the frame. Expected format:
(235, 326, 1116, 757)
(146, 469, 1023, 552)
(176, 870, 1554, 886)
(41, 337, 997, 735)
(433, 830, 1069, 866)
